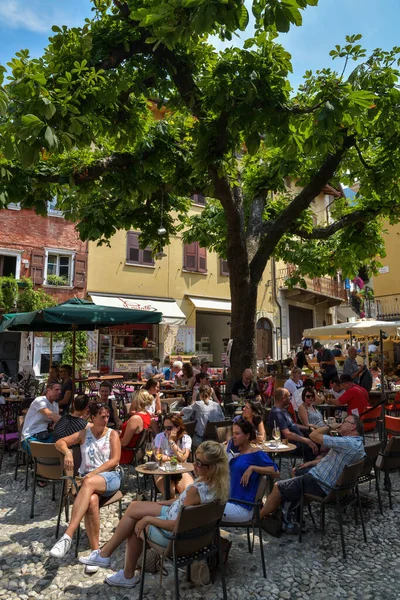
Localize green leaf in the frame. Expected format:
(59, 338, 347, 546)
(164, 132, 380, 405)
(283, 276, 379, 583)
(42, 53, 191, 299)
(237, 5, 249, 30)
(274, 7, 290, 33)
(19, 145, 37, 168)
(246, 132, 260, 155)
(21, 114, 45, 128)
(44, 126, 57, 149)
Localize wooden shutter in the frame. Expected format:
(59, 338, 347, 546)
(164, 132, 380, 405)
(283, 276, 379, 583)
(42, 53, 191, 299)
(141, 244, 154, 265)
(127, 232, 139, 263)
(74, 252, 87, 289)
(220, 258, 229, 276)
(31, 249, 45, 285)
(198, 245, 207, 273)
(191, 194, 206, 206)
(184, 243, 198, 271)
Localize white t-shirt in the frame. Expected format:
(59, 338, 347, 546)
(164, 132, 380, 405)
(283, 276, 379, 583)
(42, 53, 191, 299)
(284, 379, 303, 410)
(153, 431, 192, 456)
(22, 396, 59, 440)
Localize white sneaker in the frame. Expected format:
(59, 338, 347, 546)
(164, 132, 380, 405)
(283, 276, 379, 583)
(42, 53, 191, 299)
(84, 564, 99, 574)
(105, 569, 141, 588)
(79, 549, 111, 568)
(49, 535, 72, 558)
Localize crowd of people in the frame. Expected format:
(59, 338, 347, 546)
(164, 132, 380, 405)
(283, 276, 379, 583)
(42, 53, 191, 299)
(16, 351, 375, 589)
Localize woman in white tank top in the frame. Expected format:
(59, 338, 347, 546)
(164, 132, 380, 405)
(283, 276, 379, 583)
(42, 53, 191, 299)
(79, 440, 230, 588)
(49, 402, 121, 563)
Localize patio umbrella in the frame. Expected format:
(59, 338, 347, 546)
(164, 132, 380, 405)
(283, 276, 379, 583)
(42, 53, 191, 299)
(303, 320, 400, 340)
(0, 298, 162, 384)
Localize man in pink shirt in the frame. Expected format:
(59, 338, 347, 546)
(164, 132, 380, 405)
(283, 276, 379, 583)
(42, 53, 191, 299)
(328, 374, 369, 416)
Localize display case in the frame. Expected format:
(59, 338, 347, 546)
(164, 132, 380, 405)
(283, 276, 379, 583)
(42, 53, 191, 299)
(98, 325, 158, 375)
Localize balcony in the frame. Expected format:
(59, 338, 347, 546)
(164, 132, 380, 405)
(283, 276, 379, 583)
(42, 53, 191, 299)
(374, 295, 400, 321)
(278, 267, 347, 306)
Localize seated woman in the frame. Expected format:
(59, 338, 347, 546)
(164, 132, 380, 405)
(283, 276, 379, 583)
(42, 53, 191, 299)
(47, 365, 60, 384)
(191, 372, 218, 404)
(240, 399, 266, 443)
(79, 441, 230, 588)
(49, 402, 122, 565)
(222, 419, 279, 523)
(181, 384, 224, 447)
(181, 362, 195, 390)
(98, 381, 121, 430)
(120, 390, 152, 465)
(153, 414, 193, 498)
(297, 387, 325, 429)
(143, 378, 162, 434)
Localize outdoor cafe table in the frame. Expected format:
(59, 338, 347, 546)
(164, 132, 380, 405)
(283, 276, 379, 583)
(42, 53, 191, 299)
(160, 387, 189, 397)
(368, 390, 396, 407)
(261, 442, 297, 454)
(135, 462, 194, 500)
(317, 403, 348, 419)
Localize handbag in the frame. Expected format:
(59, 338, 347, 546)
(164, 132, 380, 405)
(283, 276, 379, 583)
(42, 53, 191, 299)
(190, 561, 211, 586)
(261, 508, 282, 537)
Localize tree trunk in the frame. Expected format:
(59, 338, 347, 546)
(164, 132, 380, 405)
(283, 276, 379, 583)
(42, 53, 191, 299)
(228, 275, 259, 389)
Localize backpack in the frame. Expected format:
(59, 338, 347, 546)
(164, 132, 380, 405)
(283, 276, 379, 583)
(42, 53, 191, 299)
(359, 368, 373, 392)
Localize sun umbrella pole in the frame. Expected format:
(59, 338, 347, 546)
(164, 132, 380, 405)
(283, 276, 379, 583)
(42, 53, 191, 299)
(49, 332, 53, 370)
(72, 324, 77, 392)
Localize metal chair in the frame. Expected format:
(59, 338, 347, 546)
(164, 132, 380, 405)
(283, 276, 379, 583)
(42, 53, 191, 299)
(138, 501, 228, 600)
(216, 424, 233, 444)
(375, 435, 400, 509)
(299, 459, 367, 559)
(222, 475, 268, 577)
(14, 415, 32, 489)
(0, 403, 19, 471)
(358, 441, 383, 515)
(203, 420, 232, 442)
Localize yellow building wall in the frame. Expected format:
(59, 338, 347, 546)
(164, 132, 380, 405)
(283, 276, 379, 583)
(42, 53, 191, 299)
(372, 221, 400, 297)
(87, 207, 275, 321)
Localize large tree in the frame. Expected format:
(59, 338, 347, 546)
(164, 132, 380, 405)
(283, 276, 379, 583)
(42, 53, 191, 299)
(0, 0, 400, 380)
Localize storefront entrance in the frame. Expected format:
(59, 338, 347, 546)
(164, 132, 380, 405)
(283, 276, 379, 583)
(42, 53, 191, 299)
(195, 312, 231, 366)
(256, 318, 273, 360)
(289, 305, 314, 349)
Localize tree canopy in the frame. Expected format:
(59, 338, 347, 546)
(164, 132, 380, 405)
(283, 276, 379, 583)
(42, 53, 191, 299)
(1, 0, 400, 374)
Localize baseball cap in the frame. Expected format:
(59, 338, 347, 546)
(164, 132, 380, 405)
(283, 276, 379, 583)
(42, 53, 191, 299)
(201, 358, 209, 365)
(339, 374, 353, 383)
(313, 342, 322, 350)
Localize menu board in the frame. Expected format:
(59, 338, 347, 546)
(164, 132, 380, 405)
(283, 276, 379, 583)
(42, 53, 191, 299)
(175, 326, 195, 353)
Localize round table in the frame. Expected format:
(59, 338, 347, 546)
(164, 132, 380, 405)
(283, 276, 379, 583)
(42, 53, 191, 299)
(261, 442, 297, 454)
(135, 462, 194, 500)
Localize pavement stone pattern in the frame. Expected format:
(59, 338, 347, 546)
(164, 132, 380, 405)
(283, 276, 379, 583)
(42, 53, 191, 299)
(1, 450, 400, 600)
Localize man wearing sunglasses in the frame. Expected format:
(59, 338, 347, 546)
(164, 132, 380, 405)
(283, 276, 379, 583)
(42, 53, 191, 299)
(260, 415, 365, 521)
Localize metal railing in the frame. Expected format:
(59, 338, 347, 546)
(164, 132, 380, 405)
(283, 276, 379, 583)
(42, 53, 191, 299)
(374, 295, 400, 320)
(278, 266, 347, 301)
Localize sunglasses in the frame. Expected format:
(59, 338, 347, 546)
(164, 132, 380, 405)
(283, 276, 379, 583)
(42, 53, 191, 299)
(194, 457, 210, 468)
(164, 426, 174, 431)
(305, 394, 314, 398)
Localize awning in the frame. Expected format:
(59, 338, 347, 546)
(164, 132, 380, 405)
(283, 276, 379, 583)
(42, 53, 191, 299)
(188, 296, 231, 313)
(89, 293, 186, 325)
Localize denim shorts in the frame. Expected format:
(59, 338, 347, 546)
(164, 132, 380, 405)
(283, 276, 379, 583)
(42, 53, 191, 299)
(98, 470, 122, 497)
(147, 505, 173, 547)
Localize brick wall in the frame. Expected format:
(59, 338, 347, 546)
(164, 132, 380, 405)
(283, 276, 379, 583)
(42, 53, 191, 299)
(0, 208, 88, 302)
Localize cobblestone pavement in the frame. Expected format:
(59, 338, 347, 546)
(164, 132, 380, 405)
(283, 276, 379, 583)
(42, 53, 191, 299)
(1, 452, 400, 600)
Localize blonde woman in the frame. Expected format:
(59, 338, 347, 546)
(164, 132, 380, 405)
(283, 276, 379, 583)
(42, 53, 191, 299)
(119, 390, 153, 465)
(181, 384, 224, 446)
(79, 441, 230, 588)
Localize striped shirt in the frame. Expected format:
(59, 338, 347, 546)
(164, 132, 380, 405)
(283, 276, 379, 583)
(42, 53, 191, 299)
(309, 435, 365, 493)
(53, 414, 87, 442)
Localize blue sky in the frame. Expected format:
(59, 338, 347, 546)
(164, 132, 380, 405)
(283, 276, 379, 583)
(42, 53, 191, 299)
(0, 0, 398, 90)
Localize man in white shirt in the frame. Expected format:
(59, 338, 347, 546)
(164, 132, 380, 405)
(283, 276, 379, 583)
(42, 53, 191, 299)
(22, 382, 61, 452)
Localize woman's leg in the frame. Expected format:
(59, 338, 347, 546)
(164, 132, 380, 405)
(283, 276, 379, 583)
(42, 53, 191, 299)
(123, 531, 144, 579)
(84, 494, 100, 550)
(100, 501, 162, 558)
(175, 472, 194, 495)
(154, 475, 165, 496)
(64, 476, 106, 539)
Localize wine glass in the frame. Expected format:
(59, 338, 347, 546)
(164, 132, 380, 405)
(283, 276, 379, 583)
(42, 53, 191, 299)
(335, 410, 342, 423)
(272, 427, 281, 448)
(155, 447, 163, 467)
(145, 442, 153, 462)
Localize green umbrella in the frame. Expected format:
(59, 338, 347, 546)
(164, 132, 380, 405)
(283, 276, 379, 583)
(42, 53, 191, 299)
(0, 298, 162, 384)
(0, 297, 162, 332)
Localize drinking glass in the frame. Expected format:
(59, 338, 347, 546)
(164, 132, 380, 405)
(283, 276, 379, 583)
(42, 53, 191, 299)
(155, 447, 163, 467)
(272, 427, 281, 448)
(145, 443, 153, 462)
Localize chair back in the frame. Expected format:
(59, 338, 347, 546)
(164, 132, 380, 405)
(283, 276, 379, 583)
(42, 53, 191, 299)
(216, 425, 232, 444)
(203, 420, 231, 441)
(380, 436, 400, 470)
(30, 442, 63, 480)
(184, 421, 196, 438)
(165, 501, 224, 558)
(324, 459, 365, 503)
(385, 415, 400, 439)
(361, 442, 381, 477)
(361, 405, 381, 432)
(254, 475, 268, 504)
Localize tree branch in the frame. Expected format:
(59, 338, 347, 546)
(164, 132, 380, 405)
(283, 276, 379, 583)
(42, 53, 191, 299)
(249, 135, 355, 282)
(292, 207, 380, 240)
(354, 141, 373, 170)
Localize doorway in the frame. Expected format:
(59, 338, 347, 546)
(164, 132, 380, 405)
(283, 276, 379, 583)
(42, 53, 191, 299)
(0, 255, 17, 277)
(289, 306, 314, 349)
(256, 318, 273, 360)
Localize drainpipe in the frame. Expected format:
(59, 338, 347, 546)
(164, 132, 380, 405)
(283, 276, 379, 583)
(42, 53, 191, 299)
(271, 258, 283, 360)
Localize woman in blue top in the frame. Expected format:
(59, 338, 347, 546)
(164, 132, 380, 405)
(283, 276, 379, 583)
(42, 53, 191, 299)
(222, 419, 279, 523)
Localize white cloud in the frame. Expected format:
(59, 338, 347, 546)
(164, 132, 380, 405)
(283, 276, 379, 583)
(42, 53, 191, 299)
(0, 0, 85, 34)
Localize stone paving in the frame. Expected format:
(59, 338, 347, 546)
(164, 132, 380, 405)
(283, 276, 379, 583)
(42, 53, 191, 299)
(1, 452, 400, 600)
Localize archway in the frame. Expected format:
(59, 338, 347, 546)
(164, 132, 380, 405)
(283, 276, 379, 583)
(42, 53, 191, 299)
(256, 318, 273, 360)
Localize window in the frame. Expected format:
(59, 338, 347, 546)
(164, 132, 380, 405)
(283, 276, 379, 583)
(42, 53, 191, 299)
(220, 258, 229, 276)
(191, 194, 206, 206)
(183, 242, 207, 273)
(126, 232, 154, 267)
(0, 249, 21, 278)
(44, 249, 75, 285)
(47, 197, 63, 217)
(7, 202, 21, 210)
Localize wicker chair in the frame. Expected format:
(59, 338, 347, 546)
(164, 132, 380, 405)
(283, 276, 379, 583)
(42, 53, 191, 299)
(375, 435, 400, 509)
(29, 442, 64, 519)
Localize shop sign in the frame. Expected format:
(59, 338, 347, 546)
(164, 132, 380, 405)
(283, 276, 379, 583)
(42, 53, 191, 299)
(117, 297, 158, 311)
